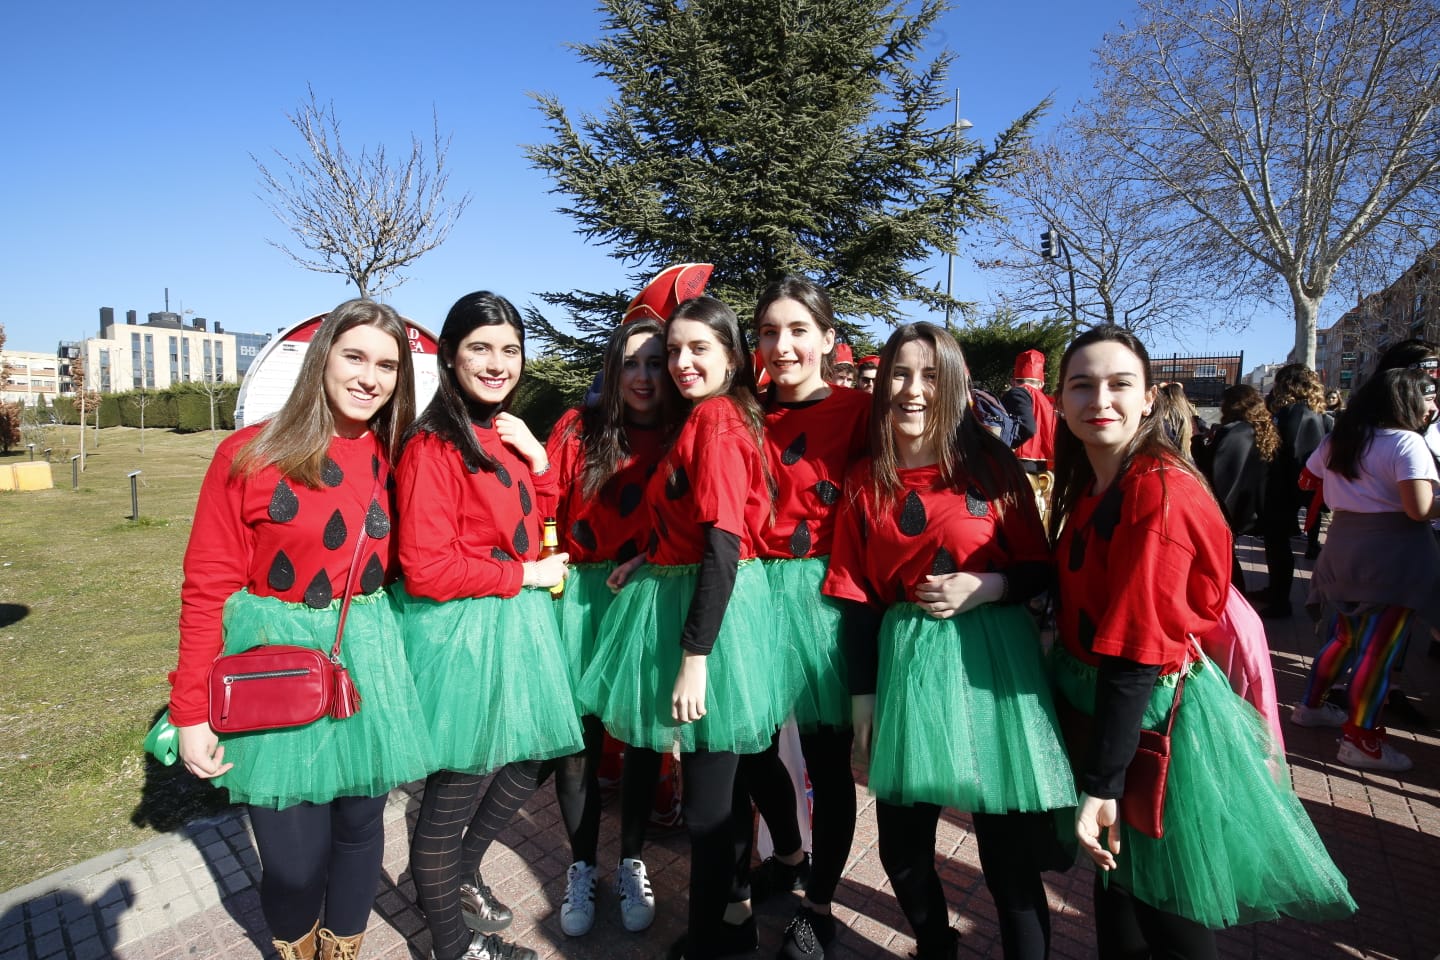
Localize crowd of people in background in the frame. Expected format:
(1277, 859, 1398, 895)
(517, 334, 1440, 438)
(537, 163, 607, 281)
(157, 266, 1440, 960)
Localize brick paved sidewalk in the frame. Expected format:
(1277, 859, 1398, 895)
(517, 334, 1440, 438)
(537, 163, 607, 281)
(2, 540, 1437, 959)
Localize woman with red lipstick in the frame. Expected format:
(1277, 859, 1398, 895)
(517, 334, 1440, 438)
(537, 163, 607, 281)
(169, 299, 433, 960)
(1048, 325, 1353, 958)
(543, 317, 668, 936)
(395, 291, 581, 960)
(579, 295, 789, 960)
(737, 275, 870, 960)
(823, 322, 1073, 960)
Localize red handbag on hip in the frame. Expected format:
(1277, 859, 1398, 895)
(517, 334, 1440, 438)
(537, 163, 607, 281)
(206, 469, 381, 734)
(1120, 665, 1188, 839)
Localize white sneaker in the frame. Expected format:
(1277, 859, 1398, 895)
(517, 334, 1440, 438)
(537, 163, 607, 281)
(560, 860, 596, 936)
(1290, 701, 1346, 728)
(617, 857, 656, 932)
(1337, 735, 1413, 773)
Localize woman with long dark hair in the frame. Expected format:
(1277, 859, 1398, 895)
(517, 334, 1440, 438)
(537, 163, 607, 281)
(736, 275, 870, 960)
(578, 295, 790, 960)
(170, 299, 433, 960)
(395, 291, 582, 960)
(1048, 325, 1353, 958)
(542, 316, 669, 936)
(823, 322, 1073, 960)
(1290, 367, 1440, 771)
(1197, 383, 1278, 590)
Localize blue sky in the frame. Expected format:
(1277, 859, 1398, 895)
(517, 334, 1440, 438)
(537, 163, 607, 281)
(1, 0, 1298, 367)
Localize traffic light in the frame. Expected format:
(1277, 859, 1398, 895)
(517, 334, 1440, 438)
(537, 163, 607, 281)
(1040, 228, 1059, 259)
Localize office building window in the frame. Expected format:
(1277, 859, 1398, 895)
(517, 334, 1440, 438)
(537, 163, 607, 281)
(181, 339, 191, 379)
(215, 342, 225, 381)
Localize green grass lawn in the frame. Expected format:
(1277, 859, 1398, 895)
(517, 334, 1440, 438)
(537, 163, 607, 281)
(0, 426, 236, 891)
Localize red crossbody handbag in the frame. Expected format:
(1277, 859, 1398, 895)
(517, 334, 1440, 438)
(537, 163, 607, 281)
(1120, 660, 1189, 839)
(207, 468, 382, 734)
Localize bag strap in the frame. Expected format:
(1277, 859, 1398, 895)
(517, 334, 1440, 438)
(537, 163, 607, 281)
(329, 462, 387, 662)
(1160, 639, 1202, 737)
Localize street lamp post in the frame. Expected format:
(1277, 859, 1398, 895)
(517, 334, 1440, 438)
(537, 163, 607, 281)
(944, 91, 974, 330)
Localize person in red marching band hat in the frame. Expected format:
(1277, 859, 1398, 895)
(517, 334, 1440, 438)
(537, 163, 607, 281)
(1002, 349, 1057, 471)
(830, 342, 858, 388)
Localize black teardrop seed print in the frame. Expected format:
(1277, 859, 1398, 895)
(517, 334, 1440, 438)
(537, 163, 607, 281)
(965, 486, 989, 518)
(814, 480, 840, 505)
(518, 480, 532, 516)
(494, 463, 513, 488)
(789, 521, 812, 558)
(359, 553, 385, 594)
(269, 480, 300, 523)
(665, 466, 690, 500)
(646, 530, 660, 554)
(1093, 484, 1123, 540)
(1078, 609, 1098, 653)
(931, 547, 957, 576)
(616, 539, 640, 564)
(267, 550, 296, 591)
(321, 457, 344, 488)
(322, 509, 348, 550)
(898, 490, 928, 536)
(572, 519, 598, 553)
(491, 546, 511, 561)
(512, 519, 530, 555)
(1068, 528, 1088, 572)
(781, 433, 808, 466)
(618, 483, 644, 517)
(365, 500, 391, 538)
(304, 570, 334, 609)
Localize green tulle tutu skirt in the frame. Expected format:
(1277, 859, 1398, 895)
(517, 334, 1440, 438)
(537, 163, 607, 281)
(869, 603, 1075, 814)
(211, 588, 436, 810)
(555, 562, 617, 708)
(1050, 646, 1357, 927)
(763, 557, 850, 731)
(398, 583, 583, 775)
(577, 561, 791, 754)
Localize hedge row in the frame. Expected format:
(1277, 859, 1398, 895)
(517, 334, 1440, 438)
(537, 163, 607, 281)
(51, 385, 239, 432)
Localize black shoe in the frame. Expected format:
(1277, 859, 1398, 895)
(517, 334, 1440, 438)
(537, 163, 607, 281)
(459, 874, 513, 933)
(778, 906, 835, 960)
(455, 931, 536, 960)
(911, 928, 959, 960)
(749, 853, 811, 904)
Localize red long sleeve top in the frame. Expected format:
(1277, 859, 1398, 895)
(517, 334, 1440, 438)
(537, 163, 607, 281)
(544, 407, 666, 564)
(169, 426, 395, 726)
(1054, 456, 1230, 674)
(394, 421, 558, 602)
(759, 387, 871, 560)
(646, 396, 769, 565)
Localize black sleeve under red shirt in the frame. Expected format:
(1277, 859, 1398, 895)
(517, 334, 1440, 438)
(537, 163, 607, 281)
(395, 420, 557, 602)
(170, 426, 396, 726)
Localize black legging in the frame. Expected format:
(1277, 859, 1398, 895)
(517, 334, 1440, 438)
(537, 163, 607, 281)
(618, 744, 665, 861)
(1094, 875, 1216, 960)
(247, 794, 387, 941)
(548, 716, 605, 865)
(409, 761, 544, 960)
(679, 749, 746, 960)
(736, 726, 856, 906)
(876, 802, 1053, 960)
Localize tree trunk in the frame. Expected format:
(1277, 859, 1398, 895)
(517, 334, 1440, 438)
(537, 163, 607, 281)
(1290, 289, 1322, 369)
(77, 394, 85, 471)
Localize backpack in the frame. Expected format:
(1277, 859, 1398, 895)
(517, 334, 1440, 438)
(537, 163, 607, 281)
(971, 387, 1020, 447)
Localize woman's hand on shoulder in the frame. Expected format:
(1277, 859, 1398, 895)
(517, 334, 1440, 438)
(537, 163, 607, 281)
(178, 723, 233, 780)
(671, 651, 708, 724)
(914, 572, 1001, 619)
(494, 412, 548, 474)
(1075, 792, 1121, 871)
(523, 552, 570, 588)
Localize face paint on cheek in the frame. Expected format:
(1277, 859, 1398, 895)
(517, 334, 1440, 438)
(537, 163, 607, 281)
(799, 348, 817, 368)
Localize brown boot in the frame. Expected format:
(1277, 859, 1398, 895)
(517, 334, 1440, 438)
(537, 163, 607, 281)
(271, 920, 319, 960)
(317, 927, 366, 960)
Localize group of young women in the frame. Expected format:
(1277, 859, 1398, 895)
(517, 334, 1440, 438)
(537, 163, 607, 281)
(167, 279, 1359, 960)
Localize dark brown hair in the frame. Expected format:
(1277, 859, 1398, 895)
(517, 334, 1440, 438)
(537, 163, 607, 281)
(753, 275, 838, 390)
(574, 317, 669, 499)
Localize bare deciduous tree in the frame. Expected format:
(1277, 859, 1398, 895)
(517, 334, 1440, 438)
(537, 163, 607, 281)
(975, 126, 1208, 337)
(1090, 0, 1440, 366)
(254, 88, 471, 298)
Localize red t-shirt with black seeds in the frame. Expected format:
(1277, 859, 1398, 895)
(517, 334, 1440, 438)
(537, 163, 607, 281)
(545, 408, 667, 564)
(395, 421, 558, 603)
(170, 425, 395, 726)
(1054, 455, 1230, 674)
(823, 459, 1050, 607)
(646, 396, 768, 565)
(759, 387, 871, 560)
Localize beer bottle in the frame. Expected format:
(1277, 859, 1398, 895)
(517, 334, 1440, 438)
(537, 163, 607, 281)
(540, 516, 564, 600)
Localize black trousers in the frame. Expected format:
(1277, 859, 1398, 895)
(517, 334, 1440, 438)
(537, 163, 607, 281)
(1094, 876, 1216, 960)
(876, 801, 1054, 960)
(247, 794, 388, 940)
(679, 749, 747, 960)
